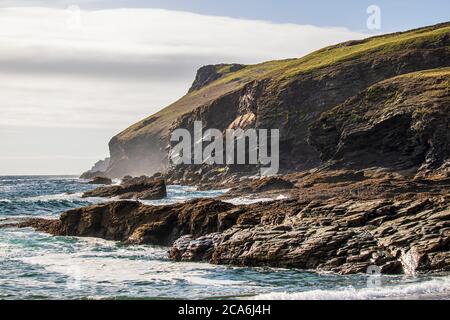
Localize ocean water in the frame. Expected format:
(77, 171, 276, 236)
(0, 176, 449, 300)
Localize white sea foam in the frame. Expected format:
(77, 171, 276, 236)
(225, 197, 274, 205)
(17, 239, 232, 287)
(112, 179, 122, 185)
(0, 199, 12, 203)
(184, 276, 248, 287)
(21, 192, 104, 203)
(250, 276, 450, 300)
(225, 193, 288, 205)
(140, 186, 227, 206)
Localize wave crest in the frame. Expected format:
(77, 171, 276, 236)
(250, 276, 450, 300)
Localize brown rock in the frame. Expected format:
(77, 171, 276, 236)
(83, 177, 167, 200)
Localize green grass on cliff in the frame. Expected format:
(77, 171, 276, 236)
(318, 66, 449, 128)
(210, 22, 450, 86)
(117, 22, 450, 141)
(399, 66, 450, 78)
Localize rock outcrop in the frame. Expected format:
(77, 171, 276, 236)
(207, 195, 450, 275)
(83, 177, 167, 200)
(228, 176, 295, 196)
(309, 68, 450, 174)
(188, 64, 245, 93)
(87, 177, 112, 185)
(18, 199, 235, 246)
(80, 158, 110, 179)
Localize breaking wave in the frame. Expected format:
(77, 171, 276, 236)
(250, 276, 450, 300)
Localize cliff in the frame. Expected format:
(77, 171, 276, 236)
(101, 22, 450, 179)
(309, 68, 450, 175)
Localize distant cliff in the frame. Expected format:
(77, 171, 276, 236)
(96, 22, 450, 179)
(80, 157, 110, 179)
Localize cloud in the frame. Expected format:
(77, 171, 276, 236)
(0, 7, 368, 129)
(0, 6, 369, 174)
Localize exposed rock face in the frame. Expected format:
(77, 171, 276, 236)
(83, 177, 167, 200)
(235, 176, 295, 193)
(87, 177, 112, 185)
(168, 193, 450, 275)
(309, 69, 450, 173)
(169, 233, 222, 262)
(80, 158, 110, 179)
(210, 196, 450, 275)
(188, 64, 245, 93)
(101, 23, 450, 179)
(19, 199, 235, 246)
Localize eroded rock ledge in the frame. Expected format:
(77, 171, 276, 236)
(16, 185, 450, 275)
(82, 177, 167, 200)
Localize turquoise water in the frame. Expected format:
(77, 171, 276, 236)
(0, 176, 449, 300)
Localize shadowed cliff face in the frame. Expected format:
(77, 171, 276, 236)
(309, 69, 450, 174)
(103, 23, 450, 179)
(188, 64, 245, 93)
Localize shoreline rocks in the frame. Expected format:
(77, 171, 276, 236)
(14, 173, 450, 275)
(83, 177, 167, 200)
(87, 177, 112, 185)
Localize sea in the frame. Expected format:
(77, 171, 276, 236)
(0, 176, 449, 300)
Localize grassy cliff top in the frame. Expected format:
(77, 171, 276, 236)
(116, 22, 450, 142)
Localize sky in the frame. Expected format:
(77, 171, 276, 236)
(0, 1, 448, 175)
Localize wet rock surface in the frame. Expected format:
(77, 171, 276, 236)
(17, 199, 235, 246)
(229, 176, 295, 195)
(82, 177, 167, 200)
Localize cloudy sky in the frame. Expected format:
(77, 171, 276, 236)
(0, 1, 448, 175)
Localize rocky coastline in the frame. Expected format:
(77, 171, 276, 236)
(5, 23, 449, 277)
(12, 168, 450, 275)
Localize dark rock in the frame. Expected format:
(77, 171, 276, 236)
(17, 199, 236, 246)
(246, 177, 294, 193)
(309, 70, 450, 172)
(83, 177, 167, 200)
(88, 177, 112, 185)
(188, 64, 245, 93)
(80, 158, 110, 179)
(122, 175, 133, 182)
(80, 171, 104, 180)
(169, 233, 222, 262)
(208, 194, 450, 275)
